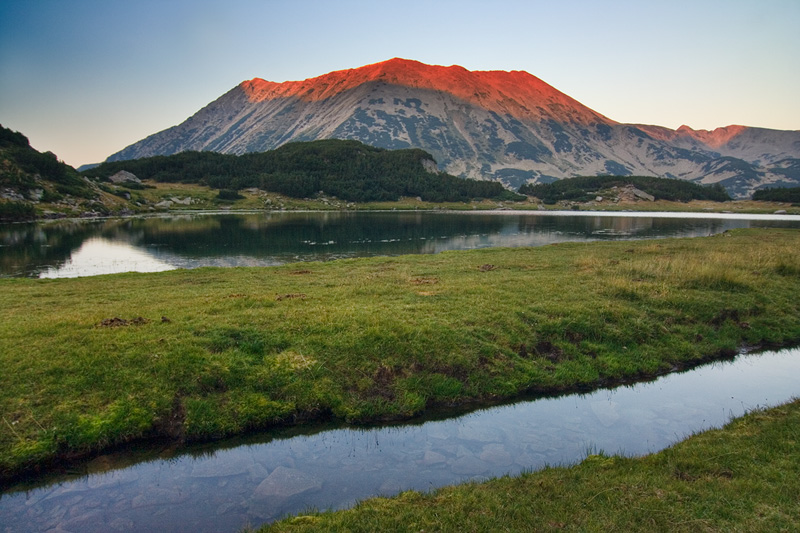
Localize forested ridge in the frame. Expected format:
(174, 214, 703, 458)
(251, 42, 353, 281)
(752, 186, 800, 203)
(84, 140, 521, 203)
(518, 175, 731, 203)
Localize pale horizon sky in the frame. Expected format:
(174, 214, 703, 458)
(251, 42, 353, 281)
(1, 0, 798, 168)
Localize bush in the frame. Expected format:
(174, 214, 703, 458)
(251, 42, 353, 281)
(216, 189, 244, 201)
(0, 201, 36, 221)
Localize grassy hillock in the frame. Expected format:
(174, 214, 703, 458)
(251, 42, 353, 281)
(83, 140, 523, 203)
(1, 229, 799, 481)
(519, 175, 731, 204)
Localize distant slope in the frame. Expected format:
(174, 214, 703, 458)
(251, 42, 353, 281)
(88, 139, 521, 202)
(106, 59, 800, 198)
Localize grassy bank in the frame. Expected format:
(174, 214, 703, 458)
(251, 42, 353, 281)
(1, 229, 800, 481)
(262, 398, 800, 532)
(134, 183, 800, 214)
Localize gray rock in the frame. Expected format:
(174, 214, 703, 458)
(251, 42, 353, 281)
(457, 424, 503, 443)
(131, 487, 190, 509)
(420, 450, 447, 466)
(590, 400, 621, 427)
(252, 466, 322, 500)
(190, 454, 254, 478)
(479, 444, 513, 466)
(449, 455, 490, 476)
(108, 170, 141, 184)
(630, 187, 655, 202)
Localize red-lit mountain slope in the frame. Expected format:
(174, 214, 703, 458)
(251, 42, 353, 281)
(108, 58, 800, 197)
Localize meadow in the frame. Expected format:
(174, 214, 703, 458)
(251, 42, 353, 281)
(1, 228, 799, 482)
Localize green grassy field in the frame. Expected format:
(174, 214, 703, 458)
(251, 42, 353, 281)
(261, 398, 800, 532)
(1, 228, 799, 481)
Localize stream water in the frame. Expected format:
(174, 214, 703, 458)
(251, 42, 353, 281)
(1, 347, 798, 532)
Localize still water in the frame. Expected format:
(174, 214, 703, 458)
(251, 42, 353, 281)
(1, 210, 799, 278)
(1, 347, 798, 532)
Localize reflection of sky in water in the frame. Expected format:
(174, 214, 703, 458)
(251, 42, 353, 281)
(2, 348, 798, 533)
(1, 211, 797, 279)
(38, 238, 175, 278)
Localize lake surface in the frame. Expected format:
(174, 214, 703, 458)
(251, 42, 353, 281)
(1, 210, 799, 278)
(1, 347, 798, 532)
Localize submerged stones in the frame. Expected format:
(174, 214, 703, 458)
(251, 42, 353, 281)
(252, 466, 323, 500)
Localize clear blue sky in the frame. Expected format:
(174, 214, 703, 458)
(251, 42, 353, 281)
(1, 0, 798, 167)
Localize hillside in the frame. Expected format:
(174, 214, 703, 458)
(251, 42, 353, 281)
(0, 125, 100, 220)
(86, 139, 521, 203)
(105, 58, 800, 198)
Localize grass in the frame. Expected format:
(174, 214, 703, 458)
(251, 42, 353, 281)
(1, 228, 800, 482)
(261, 398, 800, 532)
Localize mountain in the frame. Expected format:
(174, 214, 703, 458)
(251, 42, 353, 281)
(107, 58, 800, 198)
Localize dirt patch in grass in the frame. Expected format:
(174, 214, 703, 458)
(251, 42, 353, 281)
(276, 293, 307, 301)
(96, 316, 150, 328)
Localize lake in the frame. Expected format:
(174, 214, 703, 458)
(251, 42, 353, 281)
(1, 210, 799, 278)
(1, 347, 798, 532)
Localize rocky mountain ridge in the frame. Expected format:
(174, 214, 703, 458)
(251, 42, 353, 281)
(108, 58, 800, 198)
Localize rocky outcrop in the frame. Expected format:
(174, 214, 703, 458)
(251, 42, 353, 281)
(108, 170, 141, 184)
(107, 59, 800, 198)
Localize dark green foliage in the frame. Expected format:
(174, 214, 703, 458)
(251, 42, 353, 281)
(84, 140, 516, 203)
(216, 189, 245, 201)
(0, 201, 36, 221)
(0, 126, 30, 149)
(518, 175, 731, 203)
(752, 186, 800, 203)
(0, 124, 96, 200)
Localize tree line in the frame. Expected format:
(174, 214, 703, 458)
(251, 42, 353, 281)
(84, 140, 522, 203)
(518, 175, 731, 203)
(752, 187, 800, 203)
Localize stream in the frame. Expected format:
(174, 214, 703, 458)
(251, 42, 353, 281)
(1, 347, 798, 532)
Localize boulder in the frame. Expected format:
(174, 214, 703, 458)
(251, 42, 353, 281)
(108, 170, 141, 184)
(252, 466, 322, 500)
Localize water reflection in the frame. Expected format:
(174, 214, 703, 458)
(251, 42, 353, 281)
(1, 348, 798, 532)
(1, 211, 798, 279)
(38, 239, 174, 278)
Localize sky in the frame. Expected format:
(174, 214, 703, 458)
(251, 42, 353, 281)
(1, 0, 798, 168)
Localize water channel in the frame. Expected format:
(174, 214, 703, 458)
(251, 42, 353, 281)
(1, 347, 798, 532)
(2, 210, 799, 278)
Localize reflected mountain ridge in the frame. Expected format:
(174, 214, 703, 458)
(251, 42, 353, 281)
(1, 211, 798, 278)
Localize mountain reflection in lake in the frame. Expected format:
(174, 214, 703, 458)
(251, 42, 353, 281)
(1, 210, 799, 278)
(1, 347, 798, 533)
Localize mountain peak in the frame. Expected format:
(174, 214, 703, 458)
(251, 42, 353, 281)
(241, 58, 613, 125)
(107, 59, 800, 199)
(676, 124, 748, 148)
